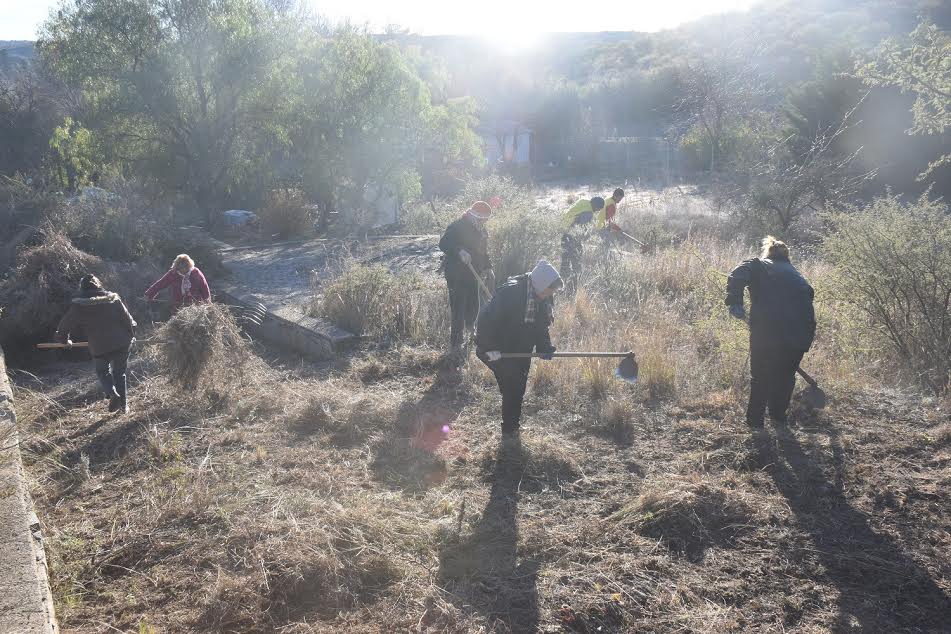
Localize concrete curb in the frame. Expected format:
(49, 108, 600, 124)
(0, 348, 58, 633)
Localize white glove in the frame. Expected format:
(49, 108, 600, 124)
(458, 249, 472, 265)
(486, 350, 502, 362)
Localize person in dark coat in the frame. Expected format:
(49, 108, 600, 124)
(439, 201, 495, 350)
(55, 274, 137, 414)
(144, 253, 211, 314)
(726, 236, 816, 427)
(475, 260, 562, 437)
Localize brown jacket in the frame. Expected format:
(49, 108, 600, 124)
(55, 292, 137, 357)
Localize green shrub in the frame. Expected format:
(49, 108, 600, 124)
(488, 204, 561, 282)
(401, 175, 533, 235)
(822, 194, 951, 393)
(400, 198, 457, 234)
(258, 189, 313, 239)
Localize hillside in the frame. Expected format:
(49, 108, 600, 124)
(0, 40, 34, 73)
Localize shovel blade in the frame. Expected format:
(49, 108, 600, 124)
(615, 354, 638, 384)
(803, 384, 827, 410)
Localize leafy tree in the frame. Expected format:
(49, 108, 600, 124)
(39, 0, 293, 220)
(674, 42, 770, 173)
(48, 116, 98, 189)
(0, 67, 65, 178)
(857, 21, 951, 178)
(292, 29, 480, 231)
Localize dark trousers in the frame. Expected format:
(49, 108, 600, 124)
(560, 234, 583, 295)
(488, 358, 531, 434)
(447, 274, 479, 348)
(94, 346, 130, 401)
(748, 340, 804, 425)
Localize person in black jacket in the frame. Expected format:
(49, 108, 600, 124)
(476, 260, 562, 437)
(55, 274, 137, 414)
(726, 236, 816, 427)
(439, 201, 495, 350)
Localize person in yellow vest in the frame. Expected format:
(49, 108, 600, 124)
(559, 196, 604, 295)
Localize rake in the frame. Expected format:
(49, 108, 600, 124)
(499, 351, 638, 384)
(145, 298, 268, 326)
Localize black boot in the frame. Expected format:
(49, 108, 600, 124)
(116, 374, 129, 414)
(107, 388, 122, 413)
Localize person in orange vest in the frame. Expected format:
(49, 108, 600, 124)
(597, 188, 625, 232)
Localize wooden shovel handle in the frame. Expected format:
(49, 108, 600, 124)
(464, 259, 492, 302)
(37, 338, 167, 350)
(617, 229, 646, 247)
(796, 366, 818, 387)
(500, 351, 634, 359)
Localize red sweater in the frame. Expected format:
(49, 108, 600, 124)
(145, 267, 211, 312)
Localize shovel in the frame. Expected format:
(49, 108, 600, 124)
(615, 228, 656, 254)
(739, 317, 826, 409)
(37, 337, 169, 350)
(464, 259, 493, 303)
(795, 366, 827, 409)
(499, 351, 638, 384)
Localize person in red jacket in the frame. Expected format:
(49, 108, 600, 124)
(144, 254, 211, 314)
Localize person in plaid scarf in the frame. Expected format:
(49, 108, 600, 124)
(475, 261, 562, 438)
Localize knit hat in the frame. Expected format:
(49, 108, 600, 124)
(530, 260, 562, 294)
(467, 200, 492, 220)
(79, 274, 103, 292)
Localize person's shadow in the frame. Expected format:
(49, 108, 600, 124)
(753, 424, 951, 631)
(437, 438, 541, 632)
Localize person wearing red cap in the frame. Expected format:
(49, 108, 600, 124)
(438, 201, 495, 351)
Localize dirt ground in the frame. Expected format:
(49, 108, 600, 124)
(13, 335, 951, 633)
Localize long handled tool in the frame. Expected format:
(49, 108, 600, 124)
(36, 337, 169, 350)
(615, 228, 656, 254)
(740, 318, 826, 409)
(500, 351, 638, 384)
(616, 228, 646, 247)
(793, 366, 826, 409)
(464, 259, 493, 302)
(146, 298, 268, 326)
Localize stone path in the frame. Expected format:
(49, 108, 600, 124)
(216, 236, 441, 356)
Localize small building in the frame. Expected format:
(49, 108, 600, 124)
(479, 120, 533, 167)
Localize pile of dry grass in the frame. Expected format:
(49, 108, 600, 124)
(610, 474, 757, 558)
(157, 303, 264, 400)
(0, 229, 118, 348)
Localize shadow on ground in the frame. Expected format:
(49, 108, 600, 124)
(437, 438, 540, 632)
(754, 423, 951, 631)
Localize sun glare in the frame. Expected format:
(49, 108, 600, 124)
(480, 28, 545, 55)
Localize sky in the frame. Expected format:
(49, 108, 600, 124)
(1, 0, 759, 41)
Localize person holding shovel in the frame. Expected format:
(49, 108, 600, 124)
(144, 254, 211, 315)
(439, 201, 495, 351)
(726, 236, 816, 428)
(54, 274, 137, 414)
(559, 196, 604, 295)
(475, 260, 562, 438)
(597, 188, 625, 232)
